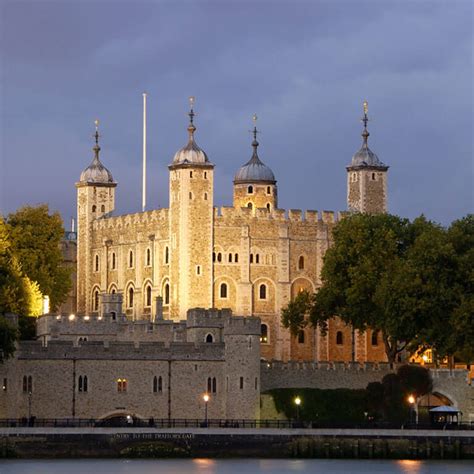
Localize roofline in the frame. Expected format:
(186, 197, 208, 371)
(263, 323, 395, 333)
(233, 179, 277, 185)
(168, 162, 215, 171)
(75, 181, 117, 188)
(346, 165, 389, 172)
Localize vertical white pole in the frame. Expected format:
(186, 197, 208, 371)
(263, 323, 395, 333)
(142, 92, 147, 213)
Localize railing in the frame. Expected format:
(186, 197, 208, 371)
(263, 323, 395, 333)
(0, 418, 473, 430)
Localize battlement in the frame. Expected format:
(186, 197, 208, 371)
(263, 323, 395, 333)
(186, 307, 233, 328)
(16, 339, 225, 361)
(93, 208, 169, 232)
(213, 206, 346, 225)
(223, 316, 261, 336)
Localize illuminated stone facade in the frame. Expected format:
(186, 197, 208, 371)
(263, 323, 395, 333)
(75, 104, 389, 363)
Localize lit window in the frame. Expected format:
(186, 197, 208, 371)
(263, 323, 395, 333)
(2, 378, 7, 392)
(260, 324, 269, 343)
(220, 283, 228, 299)
(259, 284, 267, 300)
(117, 378, 128, 392)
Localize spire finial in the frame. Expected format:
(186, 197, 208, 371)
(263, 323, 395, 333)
(360, 100, 370, 146)
(187, 96, 196, 140)
(92, 119, 101, 161)
(251, 114, 259, 156)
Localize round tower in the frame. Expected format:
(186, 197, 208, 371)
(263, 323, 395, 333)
(168, 98, 214, 319)
(76, 121, 116, 314)
(233, 115, 277, 213)
(347, 101, 389, 214)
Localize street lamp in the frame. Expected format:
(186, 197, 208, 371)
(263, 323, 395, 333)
(407, 394, 416, 425)
(294, 396, 301, 422)
(203, 393, 210, 426)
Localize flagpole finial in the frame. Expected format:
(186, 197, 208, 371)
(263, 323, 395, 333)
(187, 96, 196, 139)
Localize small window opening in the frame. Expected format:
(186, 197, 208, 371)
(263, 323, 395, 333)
(260, 324, 268, 343)
(196, 265, 201, 275)
(371, 331, 379, 346)
(95, 255, 99, 272)
(206, 334, 214, 343)
(129, 250, 134, 268)
(164, 283, 170, 305)
(247, 185, 253, 194)
(240, 377, 244, 390)
(297, 330, 305, 344)
(259, 284, 267, 300)
(298, 255, 305, 270)
(146, 285, 152, 307)
(235, 253, 239, 263)
(220, 283, 228, 299)
(247, 202, 253, 209)
(146, 248, 151, 266)
(228, 253, 232, 263)
(101, 205, 105, 212)
(256, 254, 260, 264)
(336, 331, 344, 345)
(92, 205, 96, 213)
(111, 252, 116, 270)
(128, 287, 134, 308)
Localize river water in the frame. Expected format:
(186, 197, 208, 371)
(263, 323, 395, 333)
(0, 459, 473, 474)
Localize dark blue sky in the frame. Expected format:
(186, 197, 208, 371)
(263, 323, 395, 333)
(1, 0, 472, 227)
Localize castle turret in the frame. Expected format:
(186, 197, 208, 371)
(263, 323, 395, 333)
(347, 102, 389, 213)
(76, 121, 116, 314)
(233, 115, 277, 213)
(168, 98, 214, 319)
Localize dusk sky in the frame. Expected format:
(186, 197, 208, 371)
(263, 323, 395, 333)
(1, 0, 472, 227)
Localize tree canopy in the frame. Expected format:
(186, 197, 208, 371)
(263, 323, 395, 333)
(281, 213, 474, 364)
(7, 205, 71, 311)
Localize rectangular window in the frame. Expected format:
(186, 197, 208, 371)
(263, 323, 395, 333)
(2, 378, 6, 392)
(239, 376, 244, 390)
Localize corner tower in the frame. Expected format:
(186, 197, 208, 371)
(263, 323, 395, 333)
(168, 98, 214, 319)
(76, 121, 116, 314)
(347, 102, 389, 213)
(233, 115, 277, 212)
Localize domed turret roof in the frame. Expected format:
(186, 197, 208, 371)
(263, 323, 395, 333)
(79, 123, 115, 184)
(170, 98, 213, 167)
(234, 116, 276, 184)
(348, 102, 388, 170)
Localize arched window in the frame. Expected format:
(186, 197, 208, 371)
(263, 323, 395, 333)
(247, 202, 253, 210)
(371, 331, 379, 346)
(260, 324, 269, 343)
(111, 311, 117, 321)
(92, 205, 96, 213)
(234, 253, 239, 263)
(164, 283, 170, 305)
(266, 203, 271, 211)
(101, 205, 105, 212)
(164, 246, 169, 264)
(247, 185, 253, 194)
(78, 375, 83, 392)
(259, 284, 267, 300)
(111, 252, 116, 270)
(204, 192, 208, 200)
(190, 171, 193, 178)
(128, 287, 134, 308)
(217, 253, 222, 263)
(83, 375, 88, 392)
(204, 172, 207, 179)
(266, 186, 271, 195)
(207, 377, 212, 393)
(129, 250, 134, 268)
(158, 376, 163, 392)
(189, 191, 193, 199)
(212, 377, 217, 393)
(205, 333, 214, 343)
(95, 255, 99, 272)
(117, 378, 127, 392)
(336, 331, 344, 345)
(298, 256, 305, 270)
(298, 330, 305, 344)
(111, 288, 116, 294)
(250, 254, 254, 264)
(372, 172, 376, 180)
(146, 248, 151, 266)
(153, 376, 158, 393)
(22, 376, 27, 393)
(228, 253, 232, 263)
(255, 254, 260, 264)
(79, 375, 88, 392)
(213, 252, 216, 262)
(220, 283, 228, 299)
(93, 289, 99, 312)
(145, 285, 152, 307)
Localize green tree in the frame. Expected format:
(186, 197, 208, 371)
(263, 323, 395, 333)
(7, 205, 71, 311)
(0, 317, 18, 362)
(281, 213, 463, 365)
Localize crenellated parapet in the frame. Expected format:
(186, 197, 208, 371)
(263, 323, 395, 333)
(92, 208, 169, 232)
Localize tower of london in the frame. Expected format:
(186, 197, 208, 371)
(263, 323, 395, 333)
(76, 100, 389, 363)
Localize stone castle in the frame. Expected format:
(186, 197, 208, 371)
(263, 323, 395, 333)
(76, 100, 389, 363)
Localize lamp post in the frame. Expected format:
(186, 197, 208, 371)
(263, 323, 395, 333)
(408, 394, 416, 425)
(203, 393, 210, 427)
(294, 396, 301, 422)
